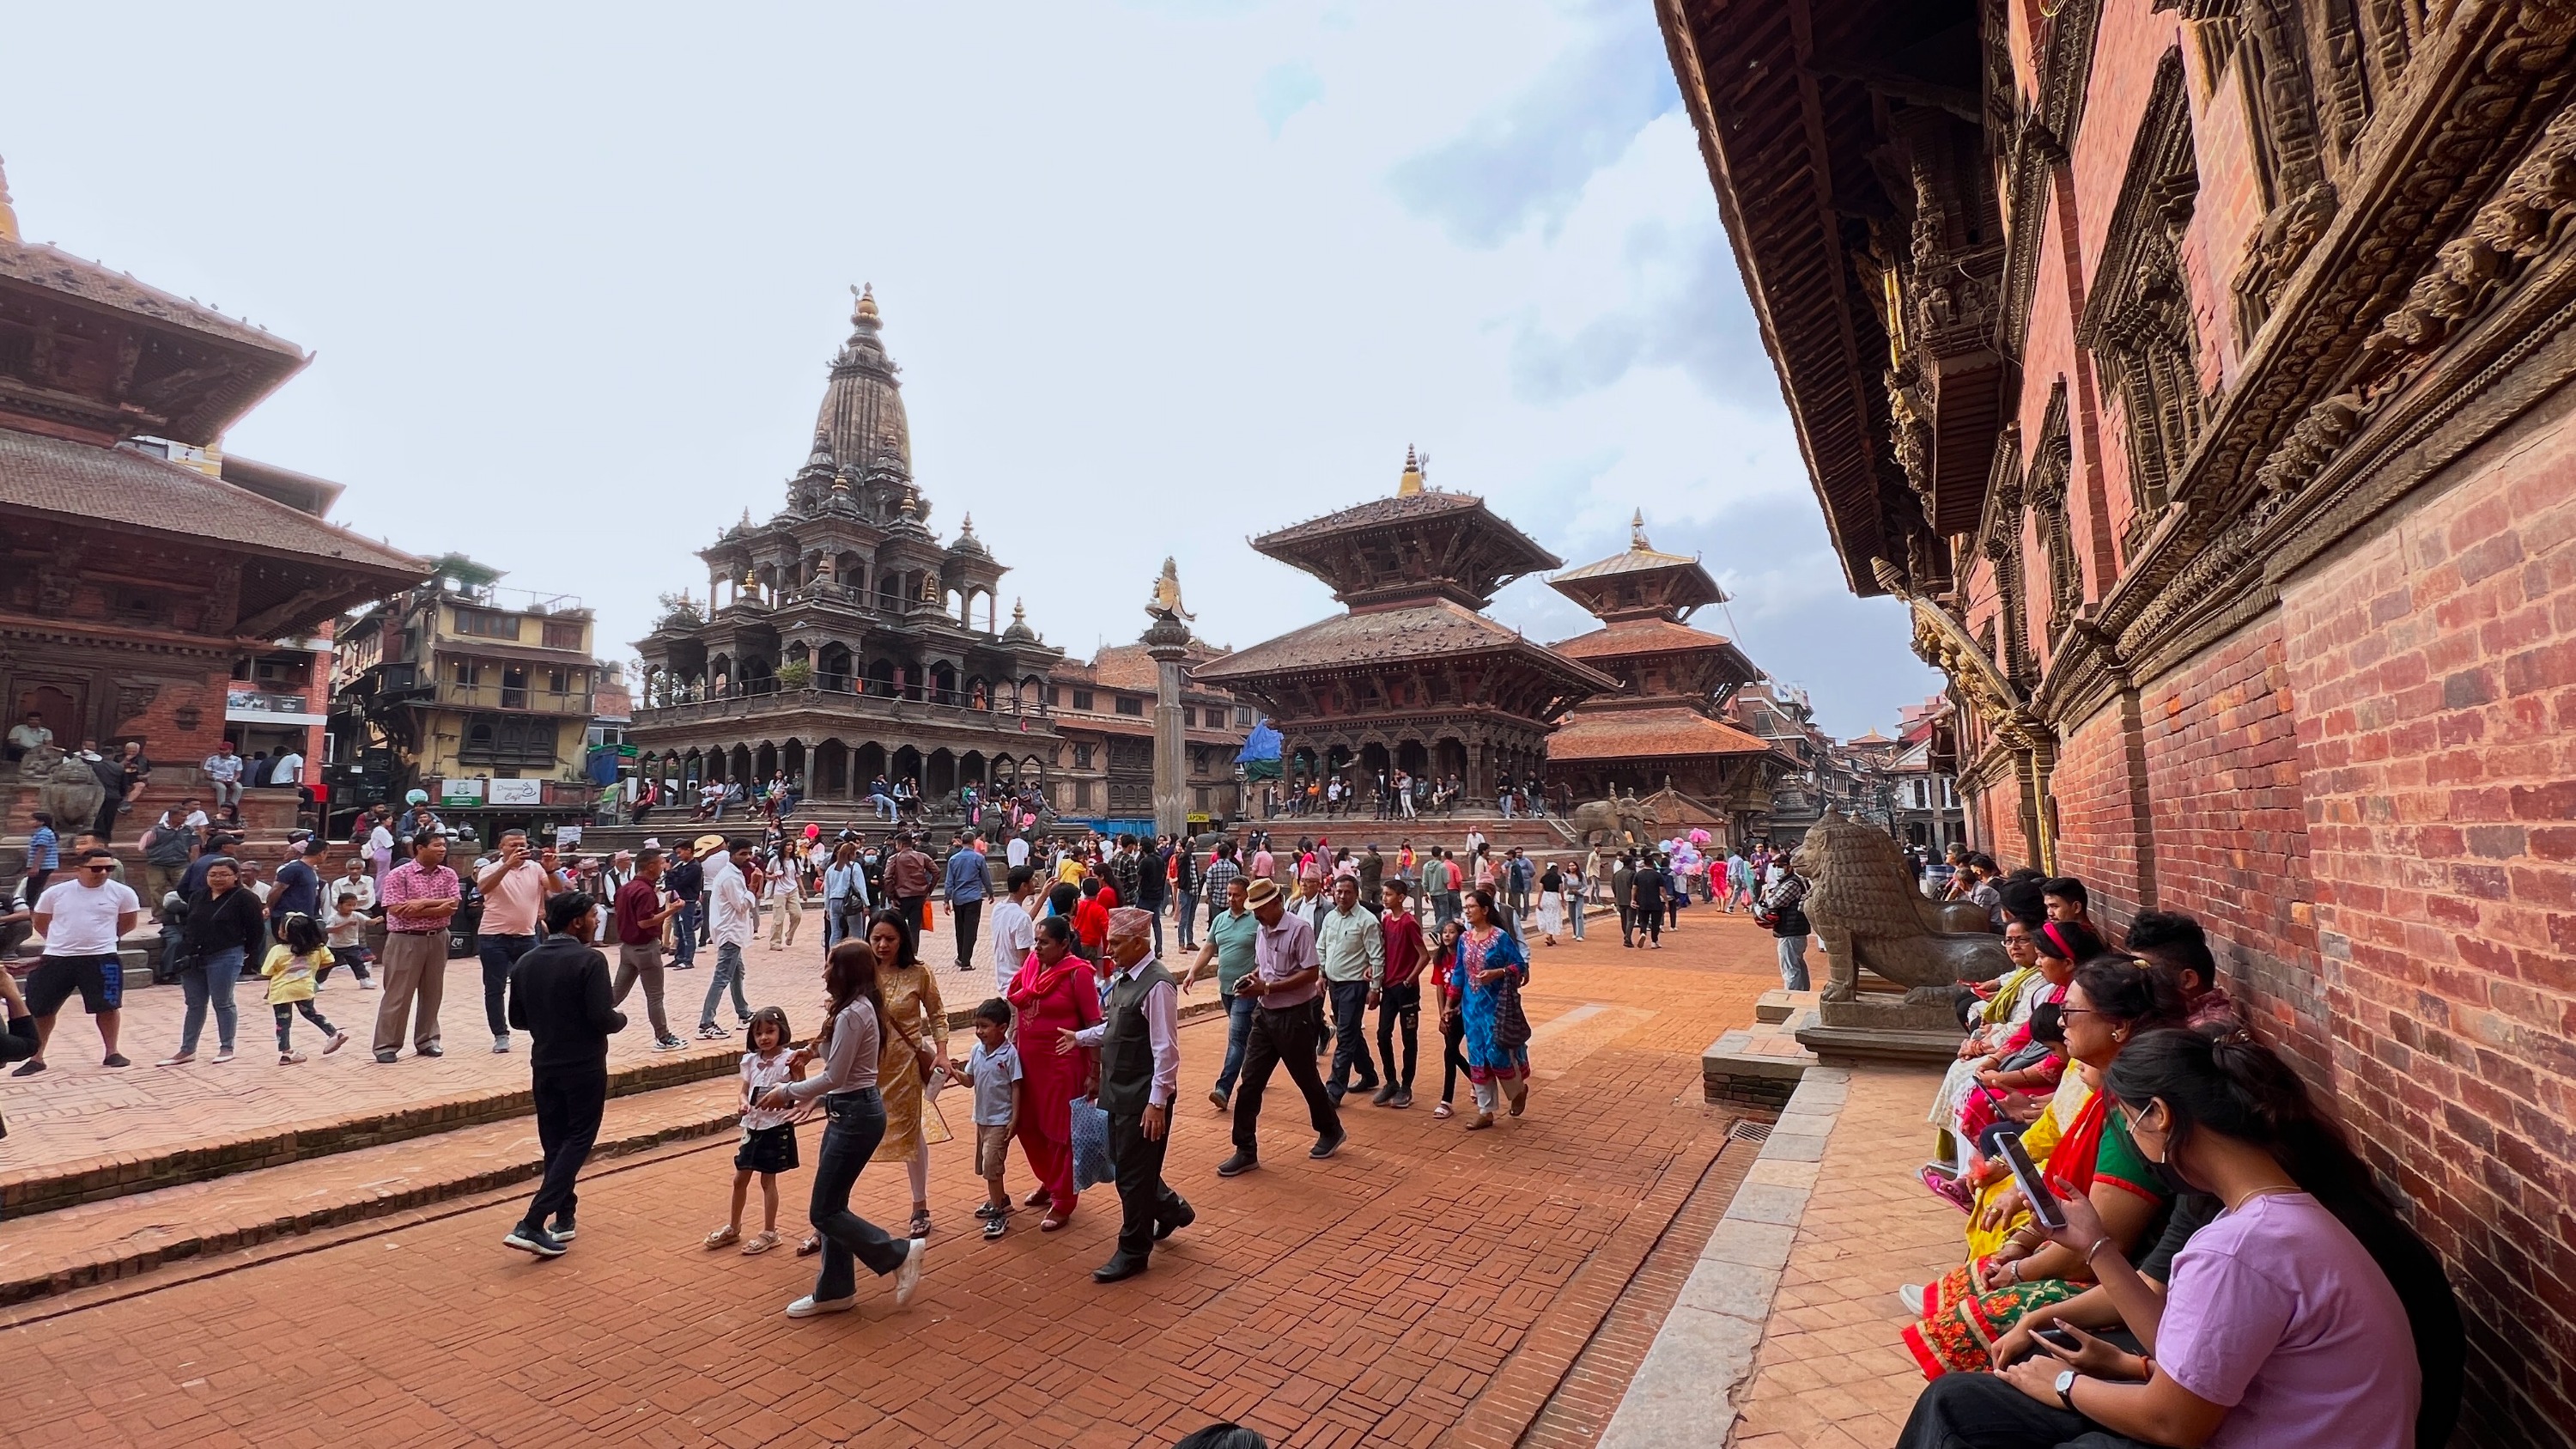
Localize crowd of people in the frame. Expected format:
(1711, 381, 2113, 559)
(1886, 861, 2464, 1449)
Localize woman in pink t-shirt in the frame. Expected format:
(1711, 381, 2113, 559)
(1899, 1023, 2459, 1449)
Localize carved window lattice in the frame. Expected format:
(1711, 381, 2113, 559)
(1984, 495, 2036, 686)
(2028, 403, 2082, 648)
(2081, 54, 2207, 541)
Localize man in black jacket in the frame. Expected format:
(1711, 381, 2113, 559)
(502, 891, 625, 1258)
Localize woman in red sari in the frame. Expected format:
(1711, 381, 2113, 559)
(1006, 914, 1098, 1231)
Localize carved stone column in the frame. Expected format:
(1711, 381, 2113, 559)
(1143, 610, 1191, 841)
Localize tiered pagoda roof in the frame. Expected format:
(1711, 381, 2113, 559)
(1542, 513, 1777, 768)
(1195, 449, 1614, 718)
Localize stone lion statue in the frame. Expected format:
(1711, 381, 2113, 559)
(20, 744, 106, 834)
(1569, 792, 1659, 849)
(1794, 810, 2009, 1002)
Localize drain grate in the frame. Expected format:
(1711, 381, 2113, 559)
(1729, 1120, 1773, 1145)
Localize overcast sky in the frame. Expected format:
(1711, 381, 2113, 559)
(3, 0, 1938, 737)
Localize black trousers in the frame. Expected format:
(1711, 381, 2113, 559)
(1106, 1107, 1188, 1266)
(1617, 904, 1635, 944)
(951, 898, 982, 968)
(1894, 1371, 2149, 1449)
(526, 1067, 607, 1229)
(1230, 1001, 1340, 1154)
(1376, 983, 1420, 1091)
(1326, 978, 1379, 1094)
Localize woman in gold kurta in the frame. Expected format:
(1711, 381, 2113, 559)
(867, 909, 951, 1238)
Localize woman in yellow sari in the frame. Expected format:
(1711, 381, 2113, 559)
(1901, 958, 2184, 1378)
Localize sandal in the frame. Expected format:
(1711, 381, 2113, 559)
(797, 1234, 821, 1257)
(703, 1224, 740, 1250)
(908, 1209, 933, 1238)
(1431, 1102, 1453, 1119)
(1918, 1166, 1975, 1213)
(1465, 1114, 1496, 1130)
(1040, 1215, 1070, 1233)
(1024, 1189, 1052, 1209)
(740, 1229, 781, 1256)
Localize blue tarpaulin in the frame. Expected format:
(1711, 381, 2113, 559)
(1236, 719, 1283, 781)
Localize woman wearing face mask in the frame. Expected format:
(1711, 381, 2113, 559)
(1897, 1023, 2463, 1449)
(1902, 957, 2184, 1377)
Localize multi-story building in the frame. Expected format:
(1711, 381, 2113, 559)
(1050, 642, 1254, 830)
(331, 554, 599, 840)
(1886, 697, 1965, 853)
(628, 289, 1063, 812)
(1662, 2, 2576, 1435)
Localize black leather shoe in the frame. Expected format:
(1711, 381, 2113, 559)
(1092, 1256, 1149, 1283)
(1309, 1129, 1346, 1160)
(1155, 1201, 1195, 1240)
(1215, 1151, 1259, 1178)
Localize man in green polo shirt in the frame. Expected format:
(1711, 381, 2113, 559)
(1179, 874, 1258, 1111)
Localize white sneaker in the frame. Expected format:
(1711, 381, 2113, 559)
(359, 978, 380, 990)
(1898, 1284, 1927, 1314)
(785, 1294, 858, 1318)
(894, 1237, 925, 1306)
(492, 1033, 512, 1054)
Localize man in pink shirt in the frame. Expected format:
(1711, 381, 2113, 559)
(477, 830, 566, 1055)
(374, 834, 463, 1062)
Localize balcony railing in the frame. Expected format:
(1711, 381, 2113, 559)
(635, 679, 1051, 731)
(440, 682, 596, 715)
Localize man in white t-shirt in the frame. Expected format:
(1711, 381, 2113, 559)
(1005, 833, 1030, 871)
(270, 749, 306, 787)
(17, 848, 141, 1075)
(988, 865, 1038, 995)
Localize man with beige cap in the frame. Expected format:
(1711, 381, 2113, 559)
(1216, 878, 1343, 1177)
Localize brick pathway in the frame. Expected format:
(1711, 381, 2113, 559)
(0, 928, 1005, 1199)
(1725, 1065, 1957, 1449)
(2, 911, 1778, 1449)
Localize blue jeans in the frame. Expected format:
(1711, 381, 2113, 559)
(1214, 991, 1256, 1097)
(699, 941, 750, 1029)
(672, 901, 699, 965)
(1176, 890, 1198, 951)
(1570, 897, 1586, 940)
(180, 945, 245, 1056)
(1326, 977, 1379, 1095)
(478, 933, 537, 1037)
(810, 1088, 908, 1300)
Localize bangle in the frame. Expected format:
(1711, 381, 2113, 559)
(2082, 1235, 2112, 1265)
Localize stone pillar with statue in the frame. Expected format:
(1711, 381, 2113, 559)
(1143, 557, 1194, 842)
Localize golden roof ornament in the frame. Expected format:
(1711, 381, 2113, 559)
(851, 282, 878, 324)
(1396, 443, 1424, 496)
(1631, 508, 1650, 550)
(1147, 556, 1195, 620)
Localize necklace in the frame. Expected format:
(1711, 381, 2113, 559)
(2226, 1184, 2301, 1212)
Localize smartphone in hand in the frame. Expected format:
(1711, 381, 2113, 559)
(1996, 1130, 2068, 1231)
(2034, 1326, 2083, 1354)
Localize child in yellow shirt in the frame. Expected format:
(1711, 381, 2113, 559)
(262, 915, 351, 1064)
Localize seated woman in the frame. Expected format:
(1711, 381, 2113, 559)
(1929, 920, 2103, 1202)
(1903, 957, 2184, 1377)
(1898, 1024, 2464, 1449)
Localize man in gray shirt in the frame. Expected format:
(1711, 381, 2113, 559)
(1315, 874, 1384, 1104)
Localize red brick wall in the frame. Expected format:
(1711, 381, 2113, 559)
(2050, 697, 2152, 934)
(2141, 618, 2326, 1070)
(2282, 390, 2576, 1445)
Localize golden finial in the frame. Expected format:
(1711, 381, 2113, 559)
(1631, 508, 1649, 549)
(851, 282, 878, 324)
(961, 512, 975, 533)
(742, 566, 759, 588)
(0, 155, 17, 244)
(1012, 598, 1026, 623)
(1397, 443, 1424, 496)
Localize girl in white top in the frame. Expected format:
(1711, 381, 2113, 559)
(763, 856, 804, 949)
(708, 1006, 805, 1255)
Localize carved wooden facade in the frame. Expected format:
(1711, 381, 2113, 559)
(1661, 0, 2576, 1439)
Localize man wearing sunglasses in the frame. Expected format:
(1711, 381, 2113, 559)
(14, 848, 139, 1075)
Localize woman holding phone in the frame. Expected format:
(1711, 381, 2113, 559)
(1897, 1023, 2461, 1449)
(1901, 958, 2184, 1377)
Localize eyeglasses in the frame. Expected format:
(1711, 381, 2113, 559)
(79, 865, 114, 874)
(2057, 1007, 2102, 1019)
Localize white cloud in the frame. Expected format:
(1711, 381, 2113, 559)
(1255, 60, 1325, 136)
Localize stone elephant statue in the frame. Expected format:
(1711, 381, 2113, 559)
(1568, 795, 1659, 849)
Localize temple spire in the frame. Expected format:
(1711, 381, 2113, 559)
(1631, 508, 1649, 549)
(0, 155, 16, 243)
(851, 282, 878, 325)
(1396, 444, 1423, 496)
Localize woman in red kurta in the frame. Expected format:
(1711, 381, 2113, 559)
(1005, 915, 1099, 1231)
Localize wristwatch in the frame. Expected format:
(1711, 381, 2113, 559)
(2055, 1369, 2080, 1410)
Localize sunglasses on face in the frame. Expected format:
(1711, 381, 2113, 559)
(80, 865, 114, 874)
